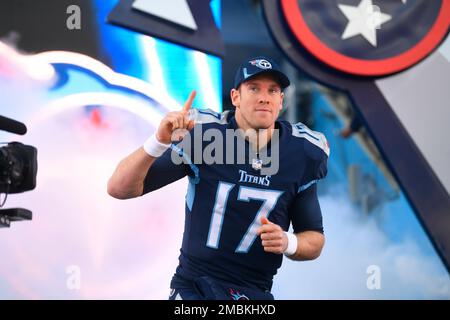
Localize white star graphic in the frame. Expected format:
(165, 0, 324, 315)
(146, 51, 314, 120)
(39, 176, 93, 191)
(338, 0, 392, 47)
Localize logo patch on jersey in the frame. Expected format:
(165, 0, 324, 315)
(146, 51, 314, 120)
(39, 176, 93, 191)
(252, 158, 263, 170)
(228, 288, 249, 300)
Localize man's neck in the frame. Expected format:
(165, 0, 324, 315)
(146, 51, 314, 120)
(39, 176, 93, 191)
(235, 114, 274, 152)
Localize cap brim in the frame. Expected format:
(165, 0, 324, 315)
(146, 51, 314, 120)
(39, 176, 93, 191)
(237, 69, 290, 89)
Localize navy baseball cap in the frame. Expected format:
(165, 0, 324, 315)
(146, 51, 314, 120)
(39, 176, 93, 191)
(234, 56, 290, 90)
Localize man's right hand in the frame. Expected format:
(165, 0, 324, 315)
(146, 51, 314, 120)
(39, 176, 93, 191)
(156, 90, 197, 144)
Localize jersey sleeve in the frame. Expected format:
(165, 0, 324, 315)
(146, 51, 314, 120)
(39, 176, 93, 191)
(293, 123, 329, 193)
(289, 183, 324, 233)
(298, 151, 328, 192)
(142, 136, 198, 194)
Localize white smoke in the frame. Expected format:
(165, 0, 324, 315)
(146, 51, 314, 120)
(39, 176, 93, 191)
(273, 191, 450, 299)
(0, 103, 187, 299)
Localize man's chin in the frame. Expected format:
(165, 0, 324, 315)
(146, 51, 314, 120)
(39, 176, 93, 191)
(252, 123, 272, 130)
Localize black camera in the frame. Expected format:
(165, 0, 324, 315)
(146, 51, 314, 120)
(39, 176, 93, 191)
(0, 115, 38, 228)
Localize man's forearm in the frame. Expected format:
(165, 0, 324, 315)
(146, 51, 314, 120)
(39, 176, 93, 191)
(288, 231, 325, 261)
(107, 147, 156, 199)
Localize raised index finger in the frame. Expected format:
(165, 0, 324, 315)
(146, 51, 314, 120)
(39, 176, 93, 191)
(183, 90, 196, 113)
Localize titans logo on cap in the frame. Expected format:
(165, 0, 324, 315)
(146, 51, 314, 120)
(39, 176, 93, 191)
(249, 59, 273, 70)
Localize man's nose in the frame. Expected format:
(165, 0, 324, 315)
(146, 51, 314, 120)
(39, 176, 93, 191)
(258, 93, 270, 104)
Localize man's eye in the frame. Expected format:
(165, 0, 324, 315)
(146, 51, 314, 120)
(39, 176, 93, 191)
(250, 87, 258, 92)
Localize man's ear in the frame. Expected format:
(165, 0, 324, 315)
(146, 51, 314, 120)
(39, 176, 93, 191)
(279, 91, 284, 110)
(230, 88, 240, 108)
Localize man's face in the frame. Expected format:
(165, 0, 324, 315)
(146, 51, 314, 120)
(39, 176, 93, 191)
(231, 73, 284, 131)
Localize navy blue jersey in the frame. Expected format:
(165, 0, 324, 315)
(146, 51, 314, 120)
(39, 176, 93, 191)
(143, 109, 329, 291)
